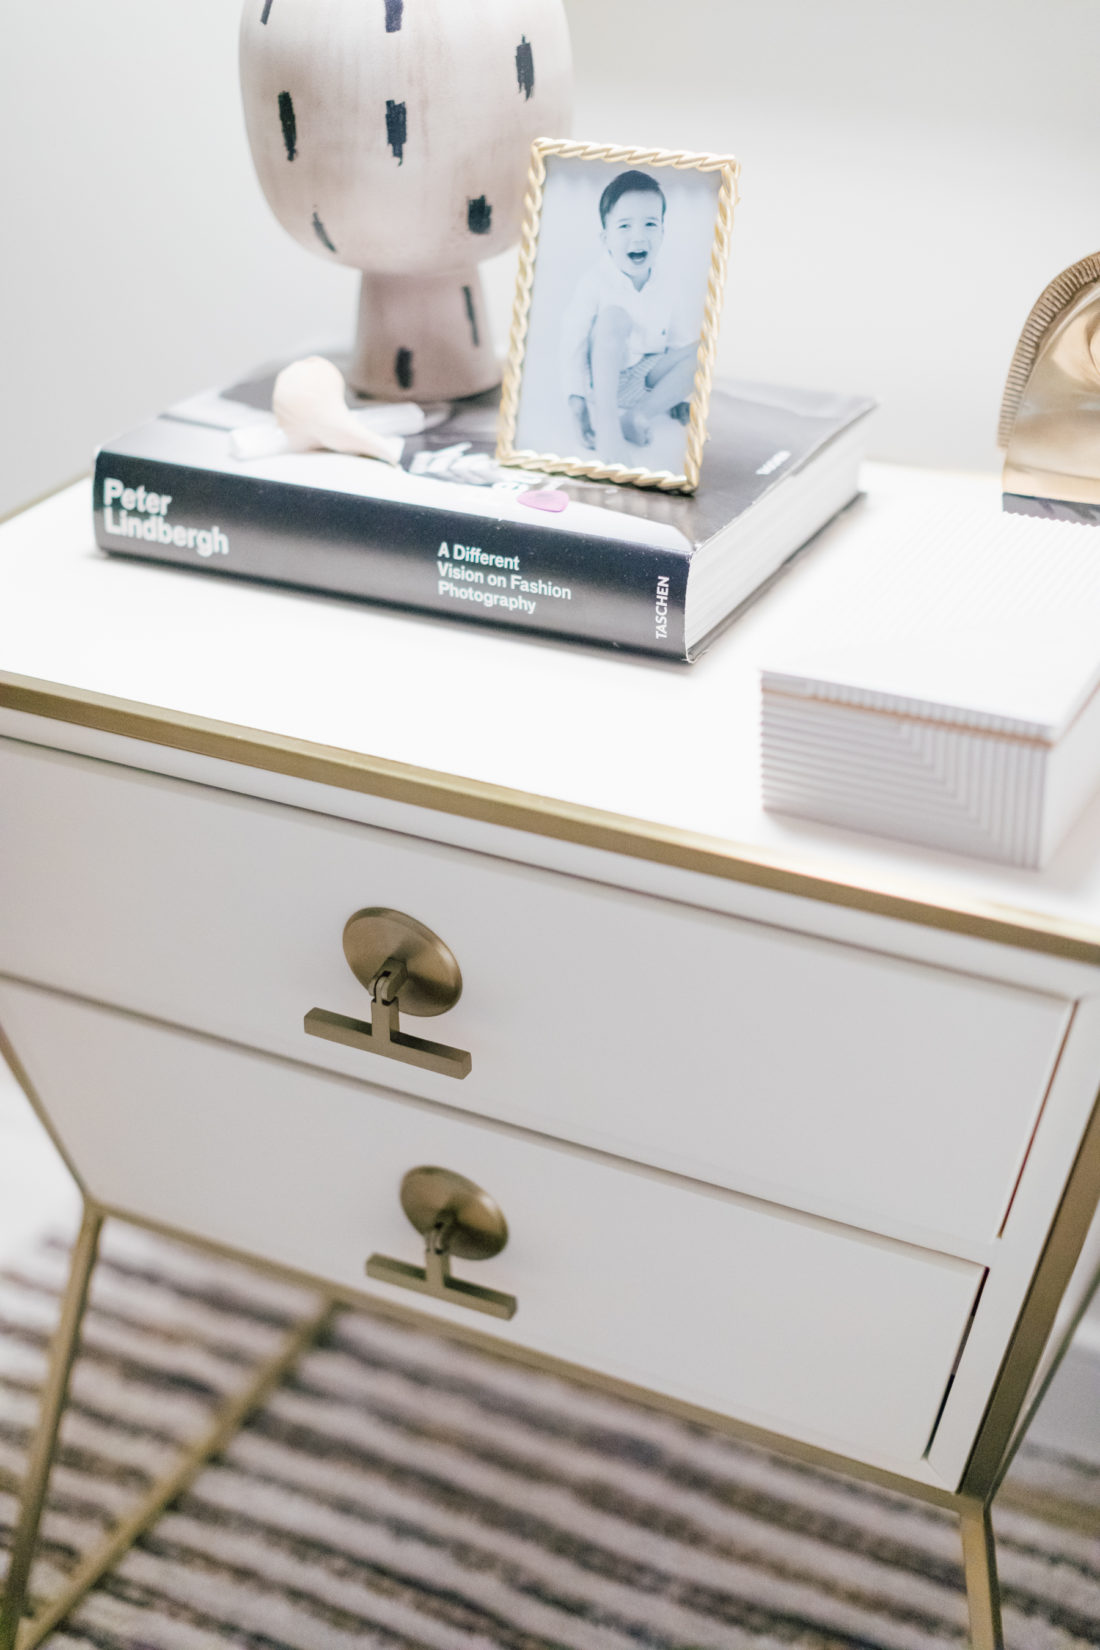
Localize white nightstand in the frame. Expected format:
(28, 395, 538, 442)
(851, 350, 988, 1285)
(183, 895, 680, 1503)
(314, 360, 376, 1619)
(1, 468, 1098, 1650)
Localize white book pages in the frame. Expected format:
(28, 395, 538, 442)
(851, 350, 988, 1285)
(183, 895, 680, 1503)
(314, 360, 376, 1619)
(686, 426, 865, 646)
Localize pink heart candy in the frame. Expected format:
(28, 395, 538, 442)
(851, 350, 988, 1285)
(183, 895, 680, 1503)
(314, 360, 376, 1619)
(518, 488, 569, 513)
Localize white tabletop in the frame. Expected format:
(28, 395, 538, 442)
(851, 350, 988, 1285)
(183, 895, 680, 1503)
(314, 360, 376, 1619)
(4, 468, 1100, 948)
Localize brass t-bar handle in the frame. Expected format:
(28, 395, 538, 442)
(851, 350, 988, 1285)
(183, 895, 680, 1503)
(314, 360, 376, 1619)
(305, 952, 471, 1078)
(366, 1167, 517, 1320)
(304, 908, 472, 1079)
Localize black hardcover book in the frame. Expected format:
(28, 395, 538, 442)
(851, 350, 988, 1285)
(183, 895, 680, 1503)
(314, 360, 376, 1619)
(93, 363, 874, 661)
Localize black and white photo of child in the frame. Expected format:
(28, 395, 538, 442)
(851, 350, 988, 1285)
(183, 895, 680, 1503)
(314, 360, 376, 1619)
(561, 171, 699, 461)
(510, 153, 723, 479)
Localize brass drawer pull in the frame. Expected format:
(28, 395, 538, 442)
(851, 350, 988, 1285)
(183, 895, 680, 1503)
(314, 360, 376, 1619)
(366, 1166, 516, 1320)
(305, 907, 471, 1079)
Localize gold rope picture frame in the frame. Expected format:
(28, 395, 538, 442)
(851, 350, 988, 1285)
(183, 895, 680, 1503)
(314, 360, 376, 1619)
(497, 139, 740, 493)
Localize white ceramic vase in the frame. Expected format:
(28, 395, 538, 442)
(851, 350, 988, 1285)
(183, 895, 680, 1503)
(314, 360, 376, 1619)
(240, 0, 572, 399)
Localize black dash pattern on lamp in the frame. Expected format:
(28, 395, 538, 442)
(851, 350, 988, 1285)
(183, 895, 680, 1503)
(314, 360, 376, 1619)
(386, 100, 407, 164)
(311, 210, 336, 253)
(384, 0, 404, 31)
(395, 348, 414, 389)
(260, 0, 274, 22)
(277, 91, 297, 161)
(467, 196, 492, 235)
(515, 36, 535, 99)
(462, 286, 480, 348)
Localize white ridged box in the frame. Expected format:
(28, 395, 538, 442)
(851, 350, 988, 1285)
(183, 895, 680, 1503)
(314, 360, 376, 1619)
(761, 498, 1100, 868)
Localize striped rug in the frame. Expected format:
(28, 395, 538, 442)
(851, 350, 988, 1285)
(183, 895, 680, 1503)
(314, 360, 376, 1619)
(0, 1223, 1097, 1650)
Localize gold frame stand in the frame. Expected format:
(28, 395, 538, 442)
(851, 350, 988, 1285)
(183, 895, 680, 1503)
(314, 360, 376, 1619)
(5, 1194, 1098, 1649)
(0, 1204, 336, 1650)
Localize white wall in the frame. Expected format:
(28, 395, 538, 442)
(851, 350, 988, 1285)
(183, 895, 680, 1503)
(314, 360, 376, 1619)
(3, 1, 1098, 520)
(1, 0, 358, 522)
(567, 0, 1100, 474)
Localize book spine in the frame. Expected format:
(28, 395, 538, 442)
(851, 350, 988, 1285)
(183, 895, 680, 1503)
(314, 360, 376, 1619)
(92, 452, 691, 659)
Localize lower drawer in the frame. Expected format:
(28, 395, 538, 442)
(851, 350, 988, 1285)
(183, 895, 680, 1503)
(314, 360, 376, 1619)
(0, 978, 984, 1475)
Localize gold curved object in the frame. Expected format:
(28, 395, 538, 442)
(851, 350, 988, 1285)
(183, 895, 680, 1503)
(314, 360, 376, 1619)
(1000, 252, 1100, 520)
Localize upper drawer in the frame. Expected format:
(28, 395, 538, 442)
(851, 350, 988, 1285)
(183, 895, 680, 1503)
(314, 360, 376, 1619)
(0, 737, 1070, 1246)
(0, 977, 983, 1477)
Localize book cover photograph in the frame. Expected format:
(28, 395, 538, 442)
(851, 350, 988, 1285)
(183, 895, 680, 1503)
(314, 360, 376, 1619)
(93, 363, 873, 662)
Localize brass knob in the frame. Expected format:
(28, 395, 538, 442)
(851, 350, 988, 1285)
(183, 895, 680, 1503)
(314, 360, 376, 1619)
(343, 908, 462, 1017)
(366, 1166, 516, 1320)
(304, 908, 471, 1078)
(399, 1166, 508, 1260)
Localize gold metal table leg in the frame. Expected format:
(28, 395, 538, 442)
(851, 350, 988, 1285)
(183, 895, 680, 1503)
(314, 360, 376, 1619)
(0, 1202, 102, 1650)
(959, 1498, 1005, 1650)
(0, 1204, 336, 1650)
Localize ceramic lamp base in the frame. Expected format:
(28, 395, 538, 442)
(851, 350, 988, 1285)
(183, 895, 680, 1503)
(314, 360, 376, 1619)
(349, 269, 500, 401)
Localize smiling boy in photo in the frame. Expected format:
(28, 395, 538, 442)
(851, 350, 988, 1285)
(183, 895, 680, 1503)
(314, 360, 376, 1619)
(561, 169, 699, 461)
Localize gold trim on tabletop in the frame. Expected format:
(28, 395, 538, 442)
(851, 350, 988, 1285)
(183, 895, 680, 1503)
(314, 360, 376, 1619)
(3, 669, 1100, 967)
